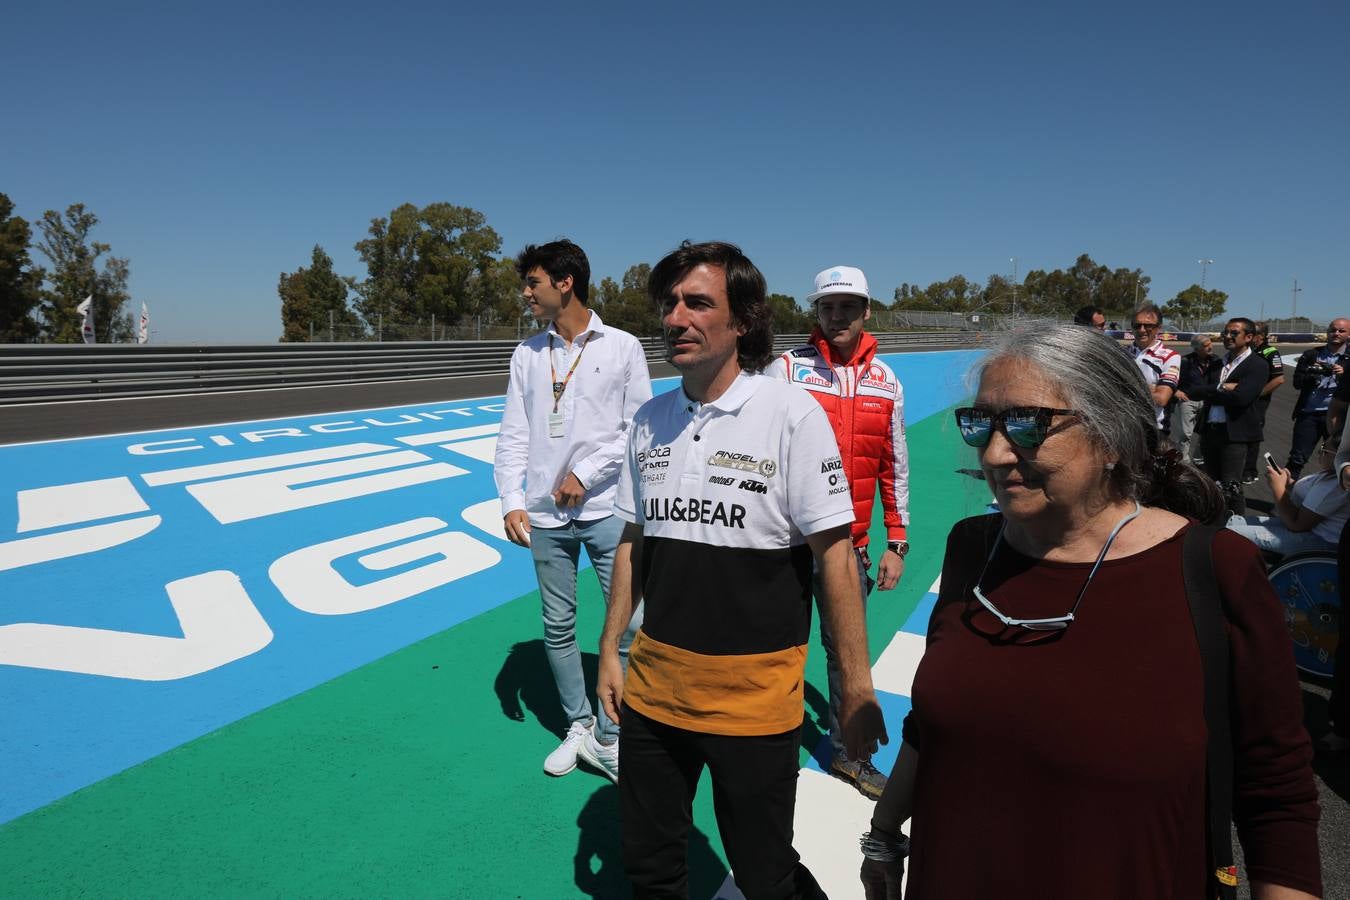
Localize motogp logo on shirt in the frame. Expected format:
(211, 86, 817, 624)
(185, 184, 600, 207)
(708, 450, 778, 478)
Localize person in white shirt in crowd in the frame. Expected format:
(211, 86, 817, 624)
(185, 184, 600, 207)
(493, 238, 652, 783)
(1227, 440, 1350, 557)
(1126, 303, 1181, 433)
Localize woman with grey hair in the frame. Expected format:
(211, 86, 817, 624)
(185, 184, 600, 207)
(858, 323, 1321, 900)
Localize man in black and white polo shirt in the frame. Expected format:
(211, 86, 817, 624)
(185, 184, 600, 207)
(597, 241, 887, 898)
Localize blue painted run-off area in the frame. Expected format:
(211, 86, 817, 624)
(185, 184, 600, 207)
(0, 349, 982, 823)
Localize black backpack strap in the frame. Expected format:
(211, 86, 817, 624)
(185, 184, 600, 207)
(1182, 524, 1238, 900)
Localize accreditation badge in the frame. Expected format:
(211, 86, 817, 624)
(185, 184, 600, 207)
(548, 411, 566, 438)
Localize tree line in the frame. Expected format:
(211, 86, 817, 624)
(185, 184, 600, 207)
(0, 190, 1235, 345)
(892, 253, 1229, 327)
(0, 193, 134, 343)
(281, 204, 1231, 341)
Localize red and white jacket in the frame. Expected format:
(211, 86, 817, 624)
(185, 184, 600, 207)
(769, 329, 909, 549)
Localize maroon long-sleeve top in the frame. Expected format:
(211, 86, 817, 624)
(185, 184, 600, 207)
(901, 516, 1322, 899)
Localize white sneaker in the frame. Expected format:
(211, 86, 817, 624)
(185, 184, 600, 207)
(577, 729, 619, 783)
(544, 721, 591, 776)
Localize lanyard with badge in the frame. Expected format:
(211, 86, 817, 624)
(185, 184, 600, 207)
(548, 332, 590, 438)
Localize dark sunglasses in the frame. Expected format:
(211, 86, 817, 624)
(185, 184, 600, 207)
(954, 406, 1080, 449)
(1223, 329, 1246, 338)
(1131, 321, 1159, 330)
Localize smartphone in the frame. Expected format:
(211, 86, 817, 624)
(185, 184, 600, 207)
(1263, 452, 1277, 470)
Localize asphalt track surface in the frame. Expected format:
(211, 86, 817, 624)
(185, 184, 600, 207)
(2, 349, 1347, 899)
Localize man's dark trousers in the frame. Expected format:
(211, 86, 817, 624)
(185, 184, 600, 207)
(1200, 423, 1252, 516)
(619, 704, 826, 899)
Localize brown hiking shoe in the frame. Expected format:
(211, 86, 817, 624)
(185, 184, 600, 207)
(830, 754, 888, 801)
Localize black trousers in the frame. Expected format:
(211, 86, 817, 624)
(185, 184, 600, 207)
(1199, 424, 1252, 516)
(619, 704, 825, 900)
(1243, 394, 1274, 476)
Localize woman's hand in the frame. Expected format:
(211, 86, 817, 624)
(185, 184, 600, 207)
(1265, 462, 1294, 499)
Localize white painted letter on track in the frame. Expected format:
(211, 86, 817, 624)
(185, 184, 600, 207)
(270, 517, 500, 615)
(0, 571, 272, 680)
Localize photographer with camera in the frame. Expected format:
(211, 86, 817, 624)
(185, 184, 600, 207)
(1287, 318, 1350, 479)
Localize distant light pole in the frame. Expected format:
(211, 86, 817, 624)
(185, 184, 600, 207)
(1009, 257, 1018, 315)
(1292, 277, 1302, 319)
(1197, 260, 1214, 332)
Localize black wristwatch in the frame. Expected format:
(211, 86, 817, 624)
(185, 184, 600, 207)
(886, 540, 910, 557)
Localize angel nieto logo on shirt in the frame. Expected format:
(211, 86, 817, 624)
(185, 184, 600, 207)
(708, 450, 778, 478)
(791, 364, 833, 389)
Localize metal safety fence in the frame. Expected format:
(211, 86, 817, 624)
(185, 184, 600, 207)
(0, 331, 978, 405)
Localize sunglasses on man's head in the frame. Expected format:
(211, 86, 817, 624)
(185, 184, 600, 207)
(954, 406, 1080, 449)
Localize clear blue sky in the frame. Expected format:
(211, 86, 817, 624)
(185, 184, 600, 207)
(6, 0, 1347, 342)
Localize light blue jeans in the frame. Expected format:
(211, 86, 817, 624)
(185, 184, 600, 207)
(530, 515, 642, 744)
(1225, 514, 1337, 558)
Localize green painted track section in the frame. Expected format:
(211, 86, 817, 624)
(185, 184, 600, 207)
(0, 403, 991, 899)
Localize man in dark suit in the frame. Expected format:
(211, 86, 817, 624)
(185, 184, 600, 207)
(1188, 317, 1268, 515)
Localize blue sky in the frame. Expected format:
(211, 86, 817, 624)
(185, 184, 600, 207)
(5, 0, 1347, 342)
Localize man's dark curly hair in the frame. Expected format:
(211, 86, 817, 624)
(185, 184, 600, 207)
(647, 240, 773, 372)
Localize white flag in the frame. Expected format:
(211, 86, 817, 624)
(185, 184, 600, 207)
(138, 302, 149, 344)
(76, 295, 95, 344)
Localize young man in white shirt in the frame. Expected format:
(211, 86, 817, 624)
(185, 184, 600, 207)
(494, 239, 652, 782)
(596, 241, 887, 897)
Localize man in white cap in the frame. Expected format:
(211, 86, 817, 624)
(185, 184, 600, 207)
(768, 265, 910, 801)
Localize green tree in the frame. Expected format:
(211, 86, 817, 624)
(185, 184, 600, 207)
(0, 193, 44, 343)
(1162, 285, 1228, 330)
(1022, 254, 1150, 317)
(35, 203, 133, 343)
(279, 245, 360, 341)
(353, 202, 502, 332)
(594, 263, 660, 336)
(470, 256, 525, 328)
(767, 293, 814, 335)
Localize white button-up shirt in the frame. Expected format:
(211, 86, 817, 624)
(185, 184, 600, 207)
(494, 311, 653, 527)
(1207, 347, 1251, 424)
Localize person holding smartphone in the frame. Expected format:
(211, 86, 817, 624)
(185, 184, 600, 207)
(1225, 442, 1350, 556)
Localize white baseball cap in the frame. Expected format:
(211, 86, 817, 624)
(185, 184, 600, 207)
(806, 266, 870, 304)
